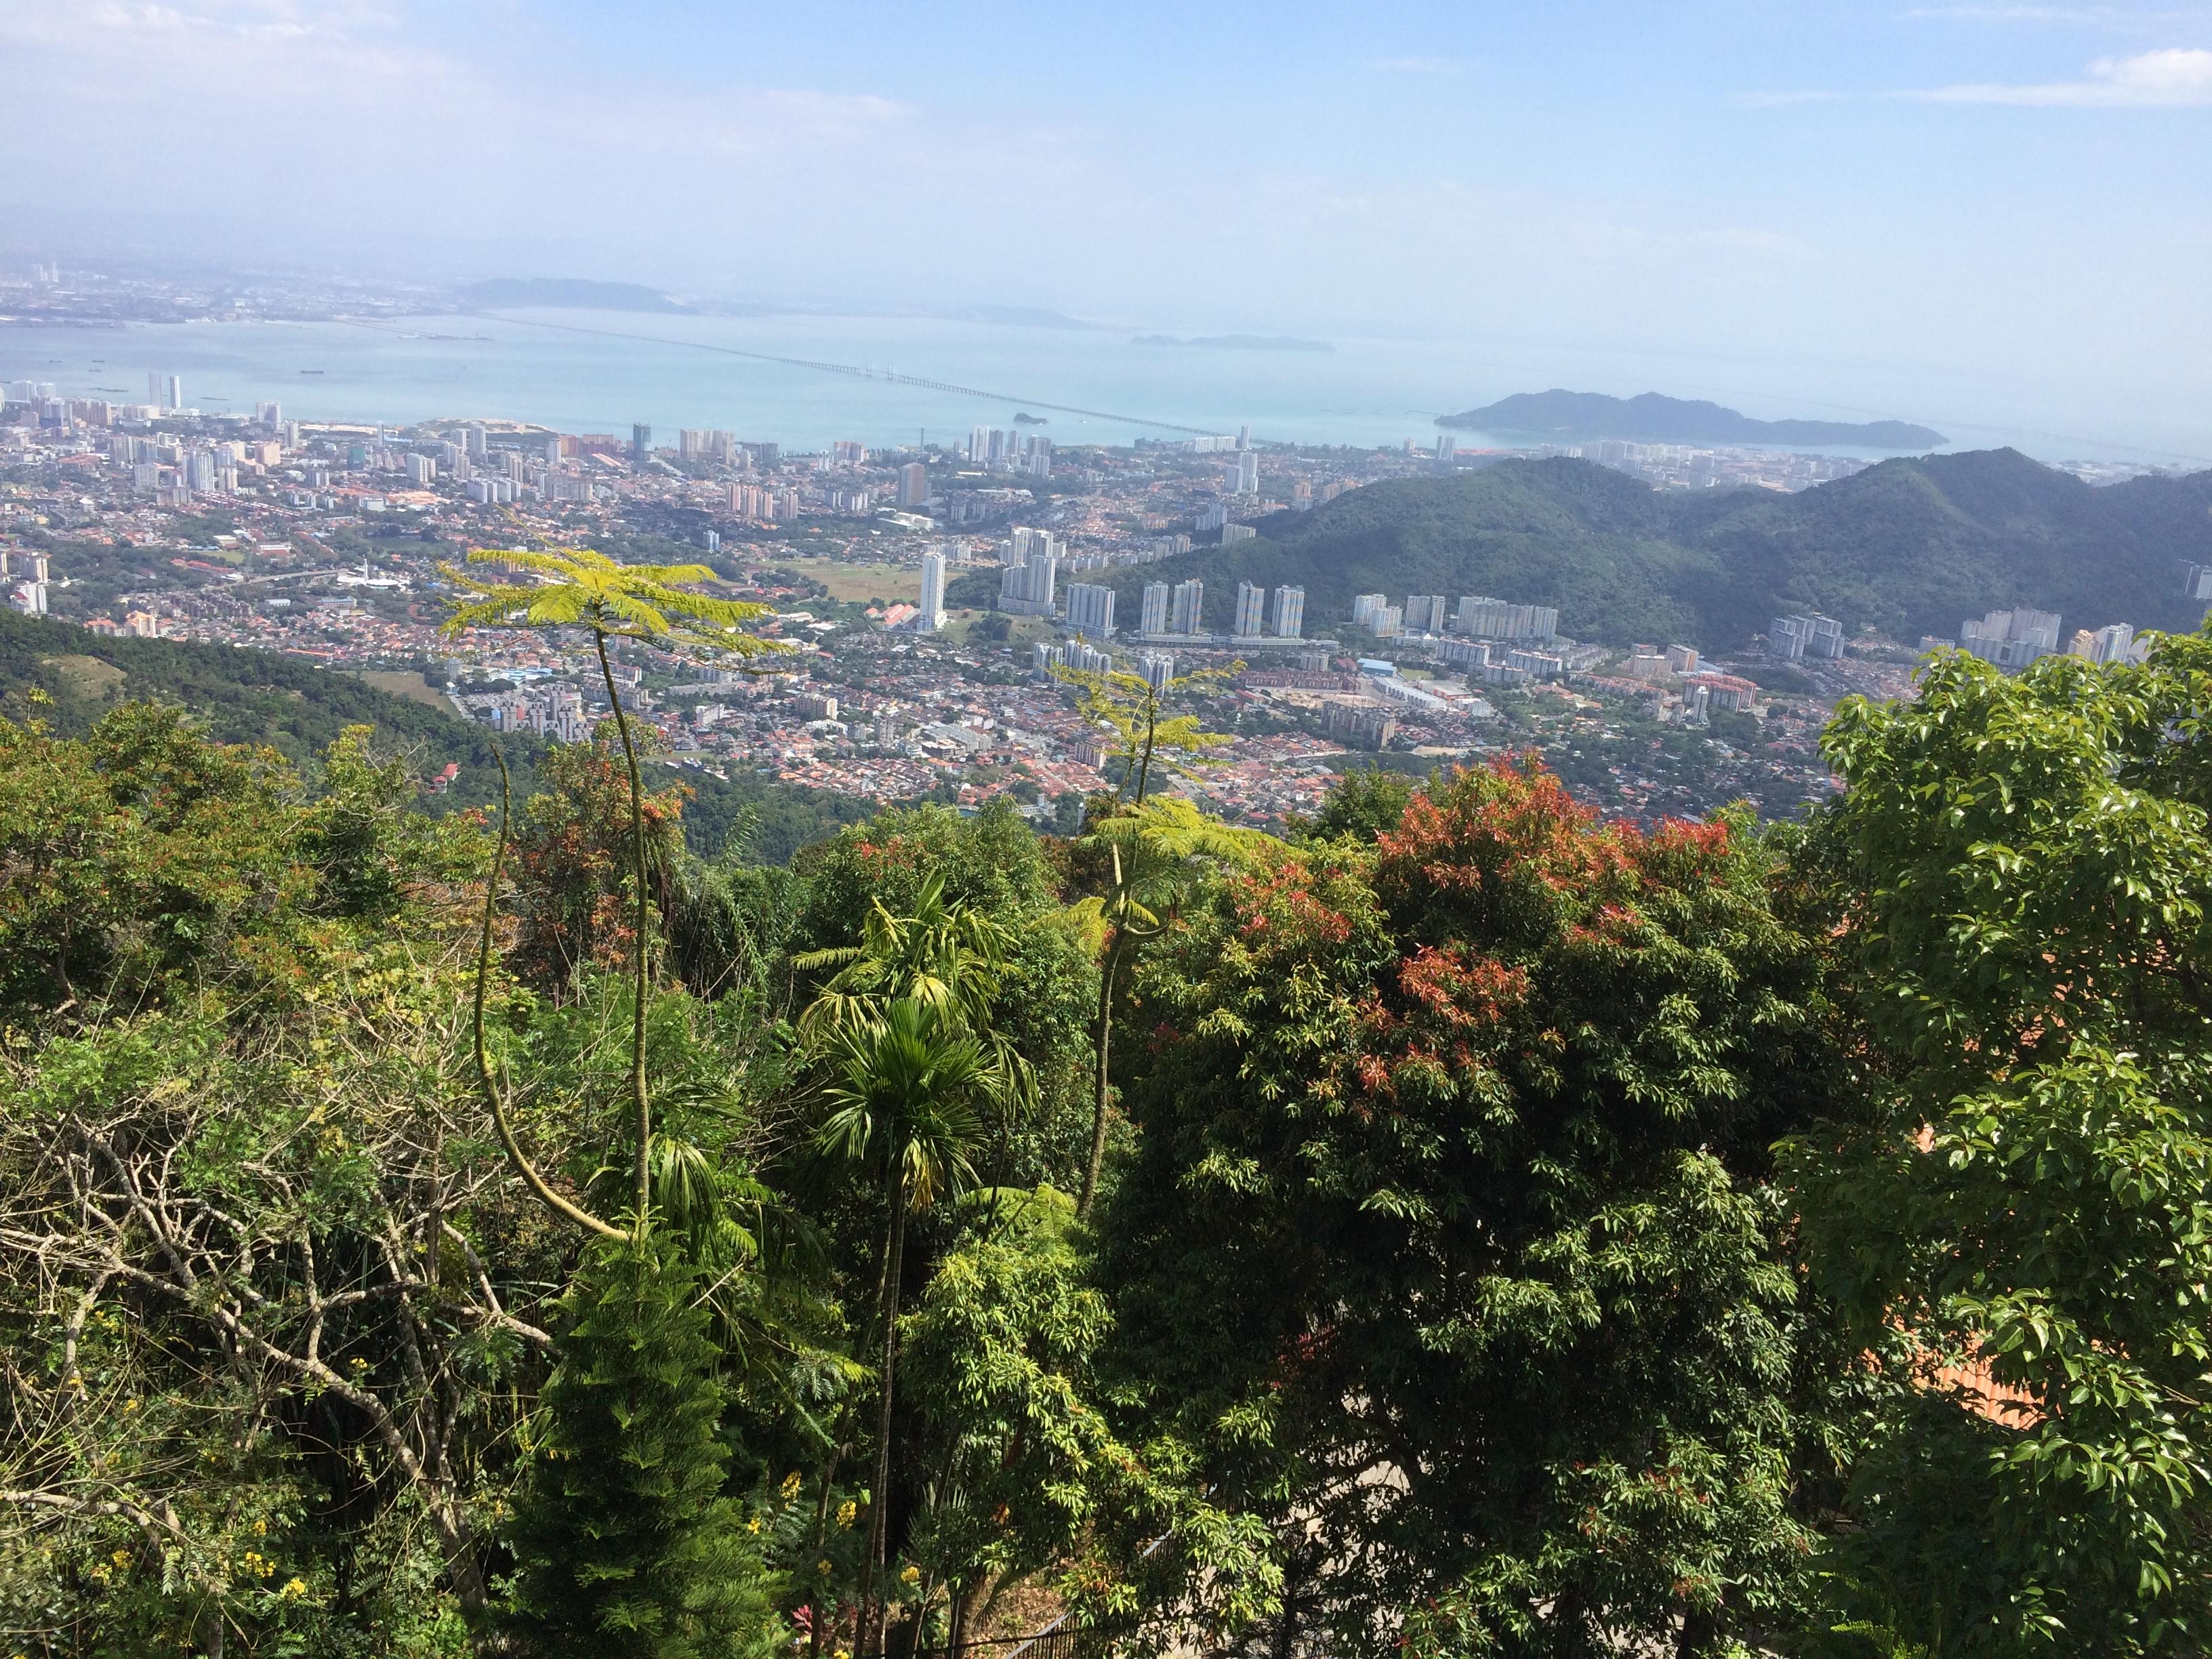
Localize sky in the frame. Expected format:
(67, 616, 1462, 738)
(3, 1, 2209, 445)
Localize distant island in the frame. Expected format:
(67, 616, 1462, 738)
(1131, 334, 1334, 353)
(1012, 412, 1049, 426)
(458, 277, 695, 314)
(1438, 389, 1944, 449)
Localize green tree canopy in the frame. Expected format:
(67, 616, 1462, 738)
(1790, 640, 2212, 1656)
(1101, 756, 1847, 1656)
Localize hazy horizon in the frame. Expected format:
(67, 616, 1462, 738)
(4, 1, 2209, 455)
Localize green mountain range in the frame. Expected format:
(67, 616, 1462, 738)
(1052, 449, 2212, 651)
(1439, 390, 1945, 449)
(0, 611, 867, 860)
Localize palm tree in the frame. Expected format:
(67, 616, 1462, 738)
(445, 546, 781, 1236)
(1064, 798, 1269, 1216)
(817, 1000, 1003, 1658)
(794, 872, 1015, 1042)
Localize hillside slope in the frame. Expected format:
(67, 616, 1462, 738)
(1084, 451, 2212, 650)
(0, 612, 868, 860)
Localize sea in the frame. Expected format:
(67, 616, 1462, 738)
(4, 308, 2205, 468)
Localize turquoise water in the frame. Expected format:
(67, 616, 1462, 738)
(5, 308, 2204, 466)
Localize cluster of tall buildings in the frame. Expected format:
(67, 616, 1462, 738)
(728, 482, 802, 522)
(1769, 613, 1845, 661)
(1955, 607, 2062, 670)
(997, 527, 1063, 617)
(1353, 592, 1559, 644)
(1136, 579, 1205, 637)
(3, 548, 50, 615)
(1933, 607, 2139, 672)
(1033, 639, 1112, 676)
(967, 426, 1053, 478)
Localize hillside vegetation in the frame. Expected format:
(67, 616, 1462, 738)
(10, 628, 2212, 1656)
(1086, 449, 2212, 648)
(0, 609, 867, 859)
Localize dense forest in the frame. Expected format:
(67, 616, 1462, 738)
(1057, 450, 2212, 649)
(6, 560, 2212, 1658)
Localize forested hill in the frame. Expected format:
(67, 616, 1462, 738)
(0, 610, 869, 860)
(1437, 388, 1944, 448)
(1087, 449, 2212, 649)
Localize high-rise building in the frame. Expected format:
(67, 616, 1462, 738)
(1769, 613, 1845, 661)
(897, 462, 930, 508)
(631, 423, 652, 461)
(1067, 582, 1116, 636)
(2070, 621, 2135, 663)
(1140, 581, 1170, 637)
(1271, 585, 1305, 638)
(1352, 593, 1389, 631)
(1452, 596, 1559, 643)
(918, 550, 947, 632)
(1436, 434, 1456, 460)
(1221, 524, 1256, 545)
(1959, 607, 2062, 671)
(165, 374, 184, 411)
(1233, 581, 1266, 638)
(466, 424, 487, 459)
(148, 371, 162, 405)
(1237, 450, 1258, 494)
(1404, 594, 1447, 634)
(1139, 653, 1175, 693)
(1168, 579, 1204, 636)
(996, 541, 1060, 617)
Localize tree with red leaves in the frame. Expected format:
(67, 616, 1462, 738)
(1099, 754, 1849, 1658)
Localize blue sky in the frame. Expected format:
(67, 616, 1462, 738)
(4, 2, 2208, 447)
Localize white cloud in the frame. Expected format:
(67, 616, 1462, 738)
(1746, 45, 2212, 107)
(1912, 44, 2212, 100)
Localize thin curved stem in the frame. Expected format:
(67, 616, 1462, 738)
(595, 623, 653, 1235)
(474, 744, 623, 1241)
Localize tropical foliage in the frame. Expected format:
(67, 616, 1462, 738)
(9, 598, 2212, 1659)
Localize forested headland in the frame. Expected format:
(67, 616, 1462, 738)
(6, 579, 2212, 1658)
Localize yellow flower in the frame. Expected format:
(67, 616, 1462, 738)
(779, 1471, 802, 1500)
(252, 1519, 267, 1536)
(817, 1558, 833, 1575)
(745, 1516, 762, 1534)
(111, 1549, 131, 1570)
(281, 1577, 307, 1600)
(899, 1563, 921, 1585)
(834, 1500, 857, 1530)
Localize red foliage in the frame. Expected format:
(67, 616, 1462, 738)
(1375, 754, 1639, 909)
(1229, 857, 1355, 949)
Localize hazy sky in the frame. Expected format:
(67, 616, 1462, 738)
(5, 1, 2209, 439)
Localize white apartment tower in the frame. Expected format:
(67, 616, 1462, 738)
(1233, 581, 1266, 638)
(917, 550, 947, 632)
(1271, 584, 1305, 638)
(1141, 581, 1170, 637)
(1067, 582, 1117, 637)
(1168, 579, 1205, 636)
